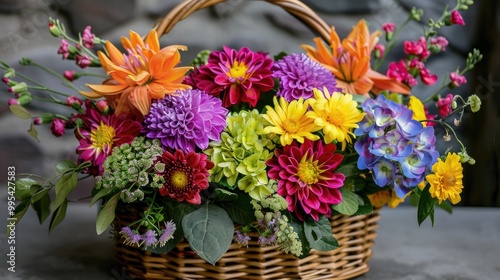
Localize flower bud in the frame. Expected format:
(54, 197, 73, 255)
(96, 100, 110, 113)
(3, 68, 15, 79)
(33, 113, 54, 125)
(373, 44, 385, 59)
(446, 10, 465, 26)
(66, 96, 83, 109)
(8, 82, 28, 93)
(451, 100, 457, 109)
(454, 118, 460, 126)
(9, 95, 32, 106)
(50, 118, 67, 137)
(63, 70, 79, 81)
(48, 20, 61, 37)
(443, 134, 452, 142)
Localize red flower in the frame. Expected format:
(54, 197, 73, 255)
(192, 46, 274, 107)
(157, 150, 214, 204)
(75, 105, 141, 176)
(267, 139, 345, 221)
(450, 10, 465, 26)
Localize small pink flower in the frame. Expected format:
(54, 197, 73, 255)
(420, 67, 438, 85)
(450, 10, 465, 26)
(96, 100, 110, 113)
(66, 96, 83, 107)
(50, 118, 67, 137)
(57, 39, 70, 59)
(424, 107, 437, 126)
(374, 44, 385, 58)
(63, 70, 76, 81)
(82, 26, 95, 48)
(403, 40, 424, 56)
(387, 60, 416, 86)
(75, 54, 91, 68)
(449, 72, 467, 88)
(437, 93, 454, 117)
(8, 98, 19, 105)
(409, 59, 424, 70)
(382, 22, 395, 33)
(430, 36, 449, 52)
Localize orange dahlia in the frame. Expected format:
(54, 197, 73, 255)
(301, 20, 410, 96)
(80, 30, 192, 117)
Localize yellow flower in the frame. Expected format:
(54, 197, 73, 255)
(306, 87, 365, 150)
(368, 189, 407, 208)
(408, 96, 427, 127)
(262, 97, 320, 146)
(81, 29, 191, 117)
(426, 153, 464, 204)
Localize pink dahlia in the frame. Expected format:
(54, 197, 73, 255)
(266, 139, 345, 221)
(75, 105, 142, 176)
(156, 150, 214, 204)
(191, 46, 274, 107)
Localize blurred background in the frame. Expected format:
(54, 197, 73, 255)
(0, 0, 498, 206)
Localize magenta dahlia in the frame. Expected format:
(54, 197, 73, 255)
(75, 105, 142, 176)
(156, 150, 214, 204)
(191, 46, 274, 107)
(266, 139, 345, 221)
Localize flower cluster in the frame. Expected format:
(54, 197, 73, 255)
(3, 0, 483, 266)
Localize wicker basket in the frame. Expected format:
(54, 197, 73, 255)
(112, 0, 381, 279)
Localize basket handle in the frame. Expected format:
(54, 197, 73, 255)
(154, 0, 331, 42)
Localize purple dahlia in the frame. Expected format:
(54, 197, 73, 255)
(143, 89, 228, 152)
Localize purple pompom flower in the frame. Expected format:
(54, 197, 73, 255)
(143, 89, 228, 152)
(141, 229, 158, 247)
(272, 53, 340, 101)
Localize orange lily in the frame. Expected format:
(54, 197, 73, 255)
(81, 29, 192, 117)
(301, 20, 410, 96)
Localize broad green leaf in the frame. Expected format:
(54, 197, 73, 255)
(210, 188, 238, 202)
(9, 104, 31, 119)
(304, 216, 339, 251)
(89, 187, 115, 206)
(96, 193, 120, 235)
(31, 187, 51, 203)
(417, 184, 437, 226)
(436, 200, 453, 214)
(332, 188, 360, 215)
(182, 203, 234, 265)
(220, 193, 254, 225)
(28, 122, 39, 142)
(51, 173, 78, 210)
(336, 164, 359, 178)
(31, 192, 51, 224)
(15, 178, 38, 200)
(55, 160, 77, 174)
(49, 200, 67, 233)
(13, 200, 31, 222)
(354, 195, 374, 215)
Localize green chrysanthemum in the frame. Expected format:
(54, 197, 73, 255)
(205, 109, 276, 200)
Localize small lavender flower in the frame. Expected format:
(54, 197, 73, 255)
(141, 229, 158, 247)
(272, 53, 340, 101)
(143, 89, 228, 152)
(158, 221, 176, 246)
(234, 230, 251, 247)
(258, 233, 278, 246)
(120, 227, 142, 246)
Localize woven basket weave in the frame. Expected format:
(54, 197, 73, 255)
(112, 0, 381, 279)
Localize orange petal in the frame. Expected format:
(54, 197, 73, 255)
(79, 90, 102, 99)
(128, 86, 151, 115)
(128, 30, 145, 49)
(144, 30, 160, 53)
(367, 70, 411, 94)
(86, 83, 128, 95)
(104, 41, 124, 65)
(353, 76, 374, 95)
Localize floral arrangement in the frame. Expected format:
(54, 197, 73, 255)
(2, 0, 482, 265)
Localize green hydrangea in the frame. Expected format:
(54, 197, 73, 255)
(95, 137, 164, 202)
(205, 109, 276, 200)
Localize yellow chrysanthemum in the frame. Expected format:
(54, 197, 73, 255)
(426, 153, 464, 204)
(408, 96, 427, 127)
(368, 189, 407, 208)
(262, 97, 320, 146)
(306, 87, 365, 150)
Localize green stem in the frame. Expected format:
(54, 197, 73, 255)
(374, 18, 412, 71)
(27, 61, 81, 92)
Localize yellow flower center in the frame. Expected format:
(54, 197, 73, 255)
(228, 61, 248, 81)
(327, 109, 345, 126)
(90, 123, 116, 149)
(283, 120, 299, 134)
(297, 161, 319, 185)
(171, 170, 188, 189)
(441, 174, 456, 189)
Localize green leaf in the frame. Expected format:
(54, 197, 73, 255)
(417, 183, 437, 226)
(31, 192, 51, 224)
(13, 200, 31, 222)
(28, 122, 40, 142)
(219, 193, 255, 225)
(55, 160, 77, 174)
(182, 203, 234, 265)
(51, 173, 78, 210)
(288, 216, 311, 258)
(436, 200, 453, 215)
(31, 187, 51, 203)
(336, 164, 360, 178)
(354, 195, 374, 215)
(89, 187, 115, 206)
(15, 178, 38, 200)
(210, 188, 238, 202)
(96, 193, 120, 235)
(304, 216, 339, 251)
(49, 200, 68, 233)
(9, 104, 31, 119)
(332, 188, 360, 215)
